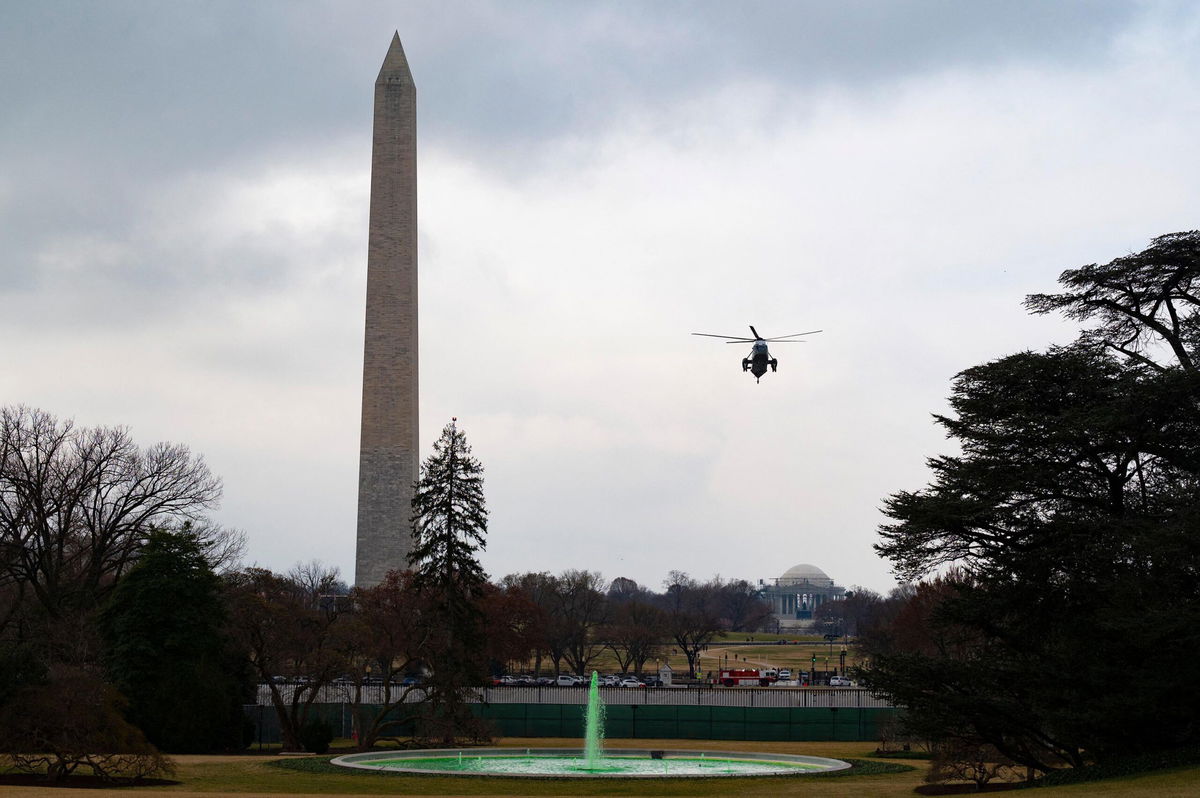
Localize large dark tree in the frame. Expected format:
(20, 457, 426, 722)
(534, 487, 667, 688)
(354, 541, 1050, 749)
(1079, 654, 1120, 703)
(407, 419, 490, 742)
(1025, 230, 1200, 374)
(868, 347, 1200, 770)
(99, 527, 248, 753)
(865, 233, 1200, 773)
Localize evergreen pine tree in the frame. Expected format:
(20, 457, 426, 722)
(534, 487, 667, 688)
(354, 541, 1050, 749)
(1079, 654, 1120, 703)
(407, 419, 490, 742)
(100, 526, 248, 753)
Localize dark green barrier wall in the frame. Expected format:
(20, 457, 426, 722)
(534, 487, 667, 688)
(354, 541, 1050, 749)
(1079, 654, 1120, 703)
(245, 703, 896, 745)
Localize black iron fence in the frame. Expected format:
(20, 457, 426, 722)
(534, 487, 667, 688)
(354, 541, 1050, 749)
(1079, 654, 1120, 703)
(253, 682, 893, 708)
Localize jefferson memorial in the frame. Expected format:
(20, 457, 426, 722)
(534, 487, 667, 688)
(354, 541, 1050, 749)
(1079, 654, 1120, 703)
(757, 563, 845, 630)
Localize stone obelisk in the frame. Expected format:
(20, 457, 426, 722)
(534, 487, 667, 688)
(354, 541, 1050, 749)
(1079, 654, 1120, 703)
(356, 32, 418, 587)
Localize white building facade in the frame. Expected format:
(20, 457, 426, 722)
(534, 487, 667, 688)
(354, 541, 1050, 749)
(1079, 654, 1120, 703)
(758, 563, 846, 630)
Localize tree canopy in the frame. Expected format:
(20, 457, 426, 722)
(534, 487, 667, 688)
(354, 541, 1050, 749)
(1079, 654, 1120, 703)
(407, 419, 491, 742)
(864, 232, 1200, 772)
(100, 527, 248, 753)
(1025, 230, 1200, 373)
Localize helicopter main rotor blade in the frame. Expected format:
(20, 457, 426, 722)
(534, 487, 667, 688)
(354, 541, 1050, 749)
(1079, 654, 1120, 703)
(763, 329, 823, 341)
(692, 332, 757, 341)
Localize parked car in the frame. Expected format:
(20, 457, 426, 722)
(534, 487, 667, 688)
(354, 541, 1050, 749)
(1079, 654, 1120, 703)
(618, 678, 643, 688)
(641, 677, 664, 687)
(536, 676, 554, 686)
(555, 674, 582, 687)
(778, 669, 792, 680)
(829, 676, 853, 687)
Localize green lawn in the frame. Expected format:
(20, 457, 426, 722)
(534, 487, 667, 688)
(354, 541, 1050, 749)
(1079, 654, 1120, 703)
(5, 737, 1199, 797)
(509, 633, 863, 680)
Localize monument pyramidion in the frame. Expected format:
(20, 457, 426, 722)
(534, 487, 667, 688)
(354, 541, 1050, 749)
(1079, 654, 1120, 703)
(356, 33, 418, 588)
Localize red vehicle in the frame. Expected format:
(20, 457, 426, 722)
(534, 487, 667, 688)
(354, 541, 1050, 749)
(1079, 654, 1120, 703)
(718, 668, 778, 687)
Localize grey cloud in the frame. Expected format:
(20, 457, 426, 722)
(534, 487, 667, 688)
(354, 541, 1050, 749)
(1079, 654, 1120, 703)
(0, 0, 1154, 293)
(1, 1, 1148, 175)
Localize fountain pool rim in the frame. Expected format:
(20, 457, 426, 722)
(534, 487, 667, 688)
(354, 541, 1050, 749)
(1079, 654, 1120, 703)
(330, 747, 852, 779)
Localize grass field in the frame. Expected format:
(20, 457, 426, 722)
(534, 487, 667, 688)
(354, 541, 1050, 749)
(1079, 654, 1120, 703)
(4, 737, 1200, 797)
(510, 632, 865, 679)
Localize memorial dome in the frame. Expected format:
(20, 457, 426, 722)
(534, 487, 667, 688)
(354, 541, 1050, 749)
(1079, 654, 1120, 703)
(778, 563, 833, 586)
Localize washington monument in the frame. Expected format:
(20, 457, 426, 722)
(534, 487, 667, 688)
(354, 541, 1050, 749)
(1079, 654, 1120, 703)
(356, 33, 418, 587)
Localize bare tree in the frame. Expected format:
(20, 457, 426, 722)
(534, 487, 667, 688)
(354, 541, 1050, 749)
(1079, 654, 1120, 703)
(183, 518, 246, 573)
(485, 580, 545, 676)
(813, 586, 883, 637)
(0, 406, 222, 624)
(224, 568, 345, 751)
(342, 570, 432, 749)
(551, 570, 608, 677)
(286, 560, 346, 608)
(600, 599, 665, 675)
(606, 576, 650, 603)
(659, 571, 723, 678)
(712, 578, 774, 632)
(498, 571, 554, 675)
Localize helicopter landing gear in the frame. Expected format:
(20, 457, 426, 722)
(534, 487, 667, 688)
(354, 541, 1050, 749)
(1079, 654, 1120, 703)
(742, 358, 751, 372)
(769, 358, 778, 372)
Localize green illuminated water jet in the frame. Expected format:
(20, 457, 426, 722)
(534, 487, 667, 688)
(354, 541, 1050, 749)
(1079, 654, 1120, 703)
(583, 670, 606, 770)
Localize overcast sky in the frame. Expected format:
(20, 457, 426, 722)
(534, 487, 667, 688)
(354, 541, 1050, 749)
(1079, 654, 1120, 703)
(3, 1, 1198, 594)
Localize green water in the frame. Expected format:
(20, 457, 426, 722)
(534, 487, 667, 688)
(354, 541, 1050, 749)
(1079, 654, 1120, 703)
(583, 670, 606, 770)
(366, 754, 825, 776)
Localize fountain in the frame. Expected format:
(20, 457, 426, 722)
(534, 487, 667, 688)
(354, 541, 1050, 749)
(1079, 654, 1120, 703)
(582, 670, 606, 769)
(332, 671, 850, 778)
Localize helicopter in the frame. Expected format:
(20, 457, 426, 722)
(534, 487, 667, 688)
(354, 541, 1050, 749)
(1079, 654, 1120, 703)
(692, 325, 822, 382)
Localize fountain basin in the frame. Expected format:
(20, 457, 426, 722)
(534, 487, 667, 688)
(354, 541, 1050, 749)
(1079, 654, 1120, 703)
(331, 747, 851, 778)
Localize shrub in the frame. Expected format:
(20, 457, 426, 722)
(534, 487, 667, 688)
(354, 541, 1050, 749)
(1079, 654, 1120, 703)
(298, 718, 334, 754)
(926, 739, 1026, 790)
(0, 664, 173, 782)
